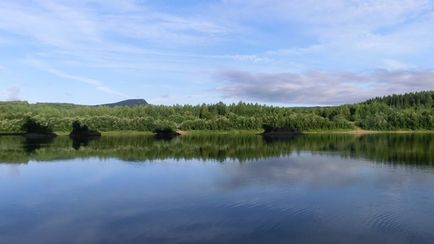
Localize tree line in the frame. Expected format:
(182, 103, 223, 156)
(0, 91, 433, 133)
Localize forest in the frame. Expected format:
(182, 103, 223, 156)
(0, 91, 433, 133)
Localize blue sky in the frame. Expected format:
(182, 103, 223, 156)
(0, 0, 433, 105)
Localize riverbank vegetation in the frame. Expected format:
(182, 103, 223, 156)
(0, 91, 432, 133)
(21, 117, 54, 134)
(70, 120, 101, 138)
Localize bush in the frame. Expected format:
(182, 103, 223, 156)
(21, 117, 53, 134)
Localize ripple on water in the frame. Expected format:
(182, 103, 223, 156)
(281, 206, 322, 228)
(285, 207, 311, 218)
(367, 212, 402, 233)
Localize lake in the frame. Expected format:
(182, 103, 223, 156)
(1, 133, 434, 243)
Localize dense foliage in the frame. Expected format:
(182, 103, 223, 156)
(70, 120, 100, 136)
(0, 91, 433, 133)
(20, 117, 53, 134)
(71, 121, 90, 134)
(365, 91, 434, 108)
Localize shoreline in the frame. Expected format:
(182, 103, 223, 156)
(1, 130, 433, 137)
(303, 130, 434, 135)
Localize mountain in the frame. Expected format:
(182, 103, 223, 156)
(102, 99, 148, 107)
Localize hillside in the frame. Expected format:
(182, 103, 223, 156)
(0, 91, 432, 133)
(102, 99, 148, 107)
(5, 99, 149, 107)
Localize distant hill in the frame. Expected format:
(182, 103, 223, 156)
(0, 100, 149, 107)
(102, 99, 148, 107)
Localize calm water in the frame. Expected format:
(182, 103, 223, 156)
(1, 134, 434, 243)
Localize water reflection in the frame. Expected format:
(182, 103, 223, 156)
(71, 137, 99, 150)
(0, 133, 432, 165)
(22, 136, 54, 154)
(217, 154, 434, 190)
(1, 152, 434, 243)
(1, 134, 434, 243)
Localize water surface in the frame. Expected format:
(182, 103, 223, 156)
(0, 134, 434, 243)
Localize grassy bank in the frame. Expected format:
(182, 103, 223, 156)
(41, 129, 434, 137)
(304, 129, 434, 134)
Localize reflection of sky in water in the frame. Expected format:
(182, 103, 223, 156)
(217, 152, 434, 190)
(1, 153, 434, 243)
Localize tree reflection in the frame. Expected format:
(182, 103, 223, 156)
(22, 136, 54, 154)
(0, 133, 432, 165)
(72, 137, 99, 150)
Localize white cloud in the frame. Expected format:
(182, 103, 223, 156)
(216, 69, 434, 105)
(0, 87, 20, 101)
(222, 0, 431, 28)
(0, 1, 100, 48)
(0, 0, 227, 50)
(1, 0, 432, 70)
(25, 58, 129, 98)
(219, 0, 434, 67)
(230, 55, 270, 63)
(1, 0, 434, 105)
(383, 59, 413, 71)
(44, 67, 129, 98)
(0, 0, 234, 77)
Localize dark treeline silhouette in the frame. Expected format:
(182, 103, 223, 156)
(0, 91, 433, 133)
(70, 120, 101, 138)
(151, 120, 179, 139)
(153, 127, 179, 139)
(21, 117, 54, 134)
(69, 120, 101, 150)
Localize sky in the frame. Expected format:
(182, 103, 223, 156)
(0, 0, 434, 106)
